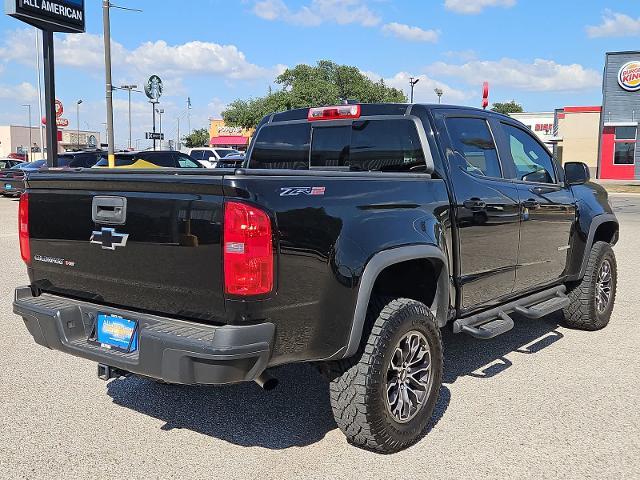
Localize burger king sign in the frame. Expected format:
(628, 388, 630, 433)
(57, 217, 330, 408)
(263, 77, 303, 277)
(618, 61, 640, 92)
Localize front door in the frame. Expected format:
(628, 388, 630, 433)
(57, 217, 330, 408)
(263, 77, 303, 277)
(439, 113, 521, 310)
(496, 120, 576, 292)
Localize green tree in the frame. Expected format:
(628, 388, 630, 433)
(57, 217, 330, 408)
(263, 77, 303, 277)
(490, 100, 524, 115)
(222, 60, 407, 129)
(183, 128, 209, 148)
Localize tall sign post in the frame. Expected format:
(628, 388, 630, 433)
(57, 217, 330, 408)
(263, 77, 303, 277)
(144, 75, 163, 150)
(5, 1, 86, 167)
(482, 81, 490, 110)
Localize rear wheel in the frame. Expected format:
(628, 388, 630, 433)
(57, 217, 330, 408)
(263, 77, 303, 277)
(563, 241, 617, 330)
(328, 297, 443, 453)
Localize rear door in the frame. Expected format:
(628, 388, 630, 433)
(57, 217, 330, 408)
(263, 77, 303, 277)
(495, 120, 576, 292)
(436, 111, 521, 310)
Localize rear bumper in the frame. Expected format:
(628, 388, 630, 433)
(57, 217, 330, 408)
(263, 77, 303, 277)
(13, 286, 275, 385)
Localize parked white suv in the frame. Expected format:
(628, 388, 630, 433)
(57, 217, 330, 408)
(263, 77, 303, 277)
(187, 148, 241, 168)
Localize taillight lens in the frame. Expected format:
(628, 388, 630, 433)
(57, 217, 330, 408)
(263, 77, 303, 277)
(18, 193, 30, 264)
(223, 201, 273, 296)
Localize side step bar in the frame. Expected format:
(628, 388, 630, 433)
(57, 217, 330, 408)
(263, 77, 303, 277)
(453, 285, 569, 340)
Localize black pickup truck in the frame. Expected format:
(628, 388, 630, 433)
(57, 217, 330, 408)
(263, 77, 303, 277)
(14, 103, 618, 453)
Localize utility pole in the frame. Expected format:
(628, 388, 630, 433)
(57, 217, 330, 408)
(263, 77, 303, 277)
(22, 104, 32, 161)
(42, 30, 58, 167)
(76, 99, 82, 149)
(103, 0, 115, 167)
(409, 77, 420, 103)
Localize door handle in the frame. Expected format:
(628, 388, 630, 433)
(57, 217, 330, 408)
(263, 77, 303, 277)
(463, 198, 486, 211)
(522, 198, 540, 209)
(92, 196, 127, 225)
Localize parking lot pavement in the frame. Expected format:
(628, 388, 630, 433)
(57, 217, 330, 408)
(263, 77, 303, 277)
(1, 194, 638, 480)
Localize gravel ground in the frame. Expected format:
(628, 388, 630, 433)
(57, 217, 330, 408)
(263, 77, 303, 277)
(0, 194, 638, 480)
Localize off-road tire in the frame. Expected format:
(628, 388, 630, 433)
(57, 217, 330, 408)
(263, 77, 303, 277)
(563, 241, 617, 330)
(328, 297, 443, 453)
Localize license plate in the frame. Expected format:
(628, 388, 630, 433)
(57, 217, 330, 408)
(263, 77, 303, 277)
(96, 313, 138, 352)
(4, 184, 11, 190)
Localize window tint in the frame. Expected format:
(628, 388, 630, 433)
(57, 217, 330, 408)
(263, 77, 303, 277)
(311, 126, 351, 168)
(215, 149, 238, 158)
(310, 120, 426, 172)
(190, 150, 204, 160)
(614, 143, 635, 164)
(202, 151, 215, 160)
(349, 120, 425, 172)
(57, 155, 74, 167)
(249, 123, 311, 169)
(176, 153, 201, 168)
(615, 126, 637, 140)
(502, 123, 556, 183)
(446, 117, 502, 177)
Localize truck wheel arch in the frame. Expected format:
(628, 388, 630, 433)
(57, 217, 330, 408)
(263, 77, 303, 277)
(342, 245, 449, 358)
(577, 214, 619, 280)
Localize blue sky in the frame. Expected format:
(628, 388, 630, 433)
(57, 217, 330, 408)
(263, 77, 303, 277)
(1, 0, 639, 149)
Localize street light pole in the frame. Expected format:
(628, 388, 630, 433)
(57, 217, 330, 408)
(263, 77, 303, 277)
(22, 104, 32, 161)
(103, 0, 115, 167)
(118, 84, 138, 149)
(76, 99, 83, 149)
(434, 88, 444, 104)
(156, 108, 164, 149)
(409, 77, 420, 103)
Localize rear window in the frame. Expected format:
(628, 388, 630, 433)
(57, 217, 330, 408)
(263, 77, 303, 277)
(249, 123, 311, 169)
(249, 119, 426, 172)
(95, 154, 175, 167)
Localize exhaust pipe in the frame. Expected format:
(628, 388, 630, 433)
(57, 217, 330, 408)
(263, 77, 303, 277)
(254, 371, 278, 391)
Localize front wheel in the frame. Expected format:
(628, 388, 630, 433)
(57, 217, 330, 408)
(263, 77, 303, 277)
(563, 241, 617, 330)
(329, 297, 443, 453)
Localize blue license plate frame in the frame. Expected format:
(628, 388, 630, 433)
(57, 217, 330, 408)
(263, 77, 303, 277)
(95, 313, 138, 352)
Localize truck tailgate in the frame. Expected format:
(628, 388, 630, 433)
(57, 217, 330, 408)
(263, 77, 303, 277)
(25, 171, 226, 323)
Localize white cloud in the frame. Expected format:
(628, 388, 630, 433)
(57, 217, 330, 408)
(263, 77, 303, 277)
(0, 82, 38, 101)
(125, 40, 274, 80)
(207, 98, 227, 119)
(363, 70, 471, 103)
(427, 58, 601, 92)
(587, 10, 640, 38)
(382, 23, 439, 43)
(0, 28, 279, 82)
(252, 0, 380, 27)
(444, 0, 515, 15)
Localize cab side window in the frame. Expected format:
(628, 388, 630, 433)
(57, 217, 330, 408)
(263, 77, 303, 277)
(175, 153, 201, 168)
(502, 123, 556, 184)
(445, 117, 502, 178)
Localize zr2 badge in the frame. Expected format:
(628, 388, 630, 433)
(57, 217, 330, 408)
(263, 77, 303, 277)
(280, 186, 326, 197)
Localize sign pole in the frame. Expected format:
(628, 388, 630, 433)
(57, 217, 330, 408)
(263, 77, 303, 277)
(152, 101, 157, 150)
(103, 0, 115, 167)
(42, 30, 58, 167)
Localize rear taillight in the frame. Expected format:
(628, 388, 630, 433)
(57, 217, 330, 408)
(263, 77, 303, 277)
(308, 104, 361, 121)
(223, 201, 273, 296)
(18, 193, 30, 264)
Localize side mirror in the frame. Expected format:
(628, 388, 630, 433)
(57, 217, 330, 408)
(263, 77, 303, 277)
(564, 162, 590, 186)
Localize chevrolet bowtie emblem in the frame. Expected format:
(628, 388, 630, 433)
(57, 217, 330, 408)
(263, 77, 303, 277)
(90, 227, 129, 250)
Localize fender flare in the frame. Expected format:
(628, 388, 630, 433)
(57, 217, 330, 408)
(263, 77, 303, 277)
(342, 245, 449, 358)
(577, 213, 619, 279)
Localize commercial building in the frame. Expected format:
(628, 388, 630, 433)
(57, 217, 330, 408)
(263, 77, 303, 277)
(598, 51, 640, 179)
(0, 125, 100, 159)
(209, 119, 254, 150)
(553, 106, 602, 175)
(508, 112, 555, 148)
